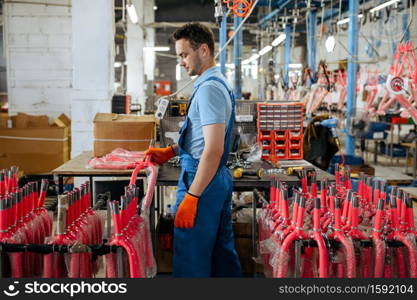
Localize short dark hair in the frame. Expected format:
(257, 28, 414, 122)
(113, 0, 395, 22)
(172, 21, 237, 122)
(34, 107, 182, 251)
(172, 22, 215, 56)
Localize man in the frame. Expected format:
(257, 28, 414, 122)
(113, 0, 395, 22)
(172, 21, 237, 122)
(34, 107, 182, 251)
(145, 22, 242, 277)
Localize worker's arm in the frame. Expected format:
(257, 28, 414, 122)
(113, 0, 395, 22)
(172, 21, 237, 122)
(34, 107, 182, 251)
(187, 123, 225, 196)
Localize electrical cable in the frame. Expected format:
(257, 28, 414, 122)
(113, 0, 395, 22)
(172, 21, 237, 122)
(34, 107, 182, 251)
(399, 0, 413, 43)
(164, 0, 259, 101)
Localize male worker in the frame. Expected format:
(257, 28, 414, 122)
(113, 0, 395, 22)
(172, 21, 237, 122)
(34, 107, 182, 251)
(145, 22, 242, 277)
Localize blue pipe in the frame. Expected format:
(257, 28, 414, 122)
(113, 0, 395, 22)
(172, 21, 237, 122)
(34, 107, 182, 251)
(307, 10, 317, 87)
(284, 25, 292, 87)
(322, 0, 373, 23)
(257, 0, 321, 7)
(346, 0, 359, 156)
(402, 5, 410, 41)
(233, 15, 242, 99)
(258, 0, 294, 27)
(220, 9, 227, 75)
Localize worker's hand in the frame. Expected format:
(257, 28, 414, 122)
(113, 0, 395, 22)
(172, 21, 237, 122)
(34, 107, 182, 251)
(145, 146, 175, 165)
(174, 193, 199, 229)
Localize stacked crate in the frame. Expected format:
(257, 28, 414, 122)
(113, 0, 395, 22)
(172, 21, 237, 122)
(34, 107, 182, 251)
(257, 102, 304, 162)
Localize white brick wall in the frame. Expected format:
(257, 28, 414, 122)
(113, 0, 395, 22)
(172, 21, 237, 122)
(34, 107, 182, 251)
(4, 0, 72, 119)
(71, 0, 114, 157)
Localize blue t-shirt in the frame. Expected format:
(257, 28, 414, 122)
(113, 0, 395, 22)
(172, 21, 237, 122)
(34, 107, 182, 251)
(183, 66, 232, 159)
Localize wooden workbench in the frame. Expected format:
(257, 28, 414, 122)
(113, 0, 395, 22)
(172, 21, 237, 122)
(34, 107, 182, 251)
(51, 151, 146, 197)
(401, 141, 417, 179)
(157, 159, 334, 188)
(52, 151, 136, 176)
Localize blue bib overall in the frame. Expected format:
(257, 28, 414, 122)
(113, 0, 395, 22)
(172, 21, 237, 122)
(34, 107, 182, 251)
(173, 76, 242, 277)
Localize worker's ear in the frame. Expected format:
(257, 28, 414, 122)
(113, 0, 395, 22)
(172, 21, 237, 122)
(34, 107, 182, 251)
(199, 43, 210, 57)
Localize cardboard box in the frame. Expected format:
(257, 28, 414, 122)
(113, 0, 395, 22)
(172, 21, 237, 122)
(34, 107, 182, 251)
(53, 113, 71, 128)
(0, 113, 9, 129)
(0, 127, 69, 174)
(93, 113, 156, 157)
(14, 112, 50, 128)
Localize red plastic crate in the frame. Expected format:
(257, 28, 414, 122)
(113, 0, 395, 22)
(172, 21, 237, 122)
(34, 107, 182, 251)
(288, 147, 303, 159)
(257, 102, 304, 161)
(391, 117, 408, 124)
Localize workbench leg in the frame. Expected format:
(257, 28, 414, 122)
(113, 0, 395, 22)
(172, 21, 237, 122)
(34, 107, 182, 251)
(58, 175, 64, 195)
(0, 245, 3, 278)
(252, 190, 257, 277)
(157, 186, 162, 217)
(405, 147, 410, 175)
(413, 139, 417, 179)
(150, 196, 156, 256)
(389, 125, 394, 166)
(89, 176, 94, 206)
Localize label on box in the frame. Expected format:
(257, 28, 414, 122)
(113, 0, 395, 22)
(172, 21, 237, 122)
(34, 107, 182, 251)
(373, 132, 384, 139)
(235, 115, 253, 122)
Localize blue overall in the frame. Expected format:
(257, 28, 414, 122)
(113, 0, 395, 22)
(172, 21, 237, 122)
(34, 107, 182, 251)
(173, 76, 242, 277)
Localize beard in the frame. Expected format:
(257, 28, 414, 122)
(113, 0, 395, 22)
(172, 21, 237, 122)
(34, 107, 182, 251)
(187, 55, 202, 76)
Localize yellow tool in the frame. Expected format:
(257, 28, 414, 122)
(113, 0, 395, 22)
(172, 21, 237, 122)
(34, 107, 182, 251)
(287, 166, 315, 179)
(233, 168, 263, 179)
(179, 103, 187, 116)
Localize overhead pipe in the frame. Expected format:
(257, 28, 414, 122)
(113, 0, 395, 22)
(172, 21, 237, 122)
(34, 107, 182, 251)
(284, 24, 292, 88)
(307, 9, 317, 87)
(220, 8, 227, 76)
(345, 0, 359, 156)
(233, 14, 243, 100)
(258, 0, 294, 27)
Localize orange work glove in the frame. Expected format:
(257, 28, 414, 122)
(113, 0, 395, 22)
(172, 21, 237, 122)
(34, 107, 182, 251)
(145, 146, 175, 165)
(174, 193, 199, 229)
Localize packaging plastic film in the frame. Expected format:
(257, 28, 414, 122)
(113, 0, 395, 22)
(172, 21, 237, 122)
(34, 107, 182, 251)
(272, 245, 290, 278)
(371, 237, 386, 278)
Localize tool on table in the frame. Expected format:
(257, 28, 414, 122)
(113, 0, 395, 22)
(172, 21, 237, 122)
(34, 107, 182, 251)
(287, 166, 315, 179)
(261, 168, 287, 176)
(233, 167, 263, 179)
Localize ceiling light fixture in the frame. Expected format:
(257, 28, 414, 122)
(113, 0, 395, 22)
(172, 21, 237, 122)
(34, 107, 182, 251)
(126, 3, 138, 24)
(176, 64, 181, 81)
(325, 35, 336, 52)
(337, 14, 363, 25)
(144, 46, 170, 51)
(271, 33, 286, 47)
(242, 54, 260, 65)
(369, 0, 400, 13)
(259, 45, 272, 56)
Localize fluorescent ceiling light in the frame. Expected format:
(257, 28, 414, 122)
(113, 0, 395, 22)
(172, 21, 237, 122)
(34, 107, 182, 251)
(337, 14, 363, 25)
(216, 63, 235, 69)
(289, 63, 302, 68)
(126, 4, 138, 24)
(370, 0, 400, 13)
(242, 54, 260, 65)
(259, 45, 272, 56)
(176, 64, 181, 81)
(250, 54, 260, 61)
(144, 46, 170, 51)
(271, 34, 286, 47)
(325, 36, 336, 53)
